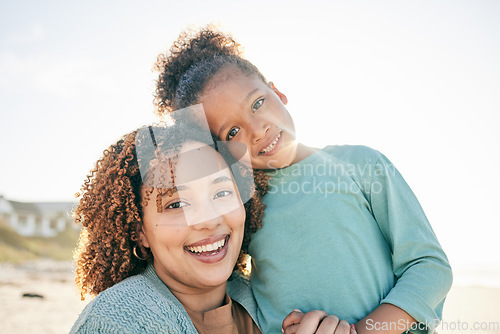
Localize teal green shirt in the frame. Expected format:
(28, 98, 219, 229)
(249, 145, 452, 334)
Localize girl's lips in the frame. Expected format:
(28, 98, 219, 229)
(258, 132, 282, 156)
(184, 235, 230, 264)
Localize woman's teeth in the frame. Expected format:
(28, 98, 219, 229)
(186, 238, 226, 255)
(260, 132, 281, 154)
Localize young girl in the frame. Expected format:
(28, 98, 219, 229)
(70, 114, 355, 334)
(154, 27, 453, 334)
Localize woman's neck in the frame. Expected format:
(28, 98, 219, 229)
(169, 282, 228, 313)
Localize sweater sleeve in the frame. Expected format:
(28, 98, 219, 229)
(368, 153, 453, 334)
(69, 273, 197, 334)
(70, 301, 182, 334)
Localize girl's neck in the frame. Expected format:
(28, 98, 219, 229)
(290, 143, 318, 166)
(259, 143, 318, 172)
(170, 282, 228, 314)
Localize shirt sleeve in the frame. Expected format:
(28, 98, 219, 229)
(368, 153, 453, 334)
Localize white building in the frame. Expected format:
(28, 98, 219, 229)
(0, 195, 76, 237)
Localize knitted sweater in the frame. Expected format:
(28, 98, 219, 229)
(70, 264, 260, 333)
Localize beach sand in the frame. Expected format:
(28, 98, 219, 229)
(440, 285, 500, 334)
(0, 260, 499, 333)
(0, 260, 88, 334)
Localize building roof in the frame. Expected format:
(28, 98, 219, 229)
(9, 200, 40, 214)
(0, 196, 75, 215)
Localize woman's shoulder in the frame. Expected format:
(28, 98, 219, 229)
(227, 271, 251, 290)
(87, 274, 158, 307)
(70, 274, 195, 333)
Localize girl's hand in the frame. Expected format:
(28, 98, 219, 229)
(282, 309, 357, 334)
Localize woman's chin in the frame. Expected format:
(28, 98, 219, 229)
(196, 270, 234, 288)
(188, 255, 239, 288)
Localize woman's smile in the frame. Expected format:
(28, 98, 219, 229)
(185, 234, 231, 264)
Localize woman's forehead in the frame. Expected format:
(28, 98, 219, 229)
(174, 143, 230, 183)
(143, 143, 231, 188)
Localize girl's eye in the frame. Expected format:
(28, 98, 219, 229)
(226, 127, 240, 140)
(166, 201, 188, 210)
(252, 98, 264, 112)
(214, 190, 232, 199)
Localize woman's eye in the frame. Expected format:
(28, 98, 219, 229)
(226, 127, 240, 140)
(214, 190, 232, 199)
(252, 98, 264, 112)
(166, 201, 188, 209)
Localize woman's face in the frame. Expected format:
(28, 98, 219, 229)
(139, 141, 245, 293)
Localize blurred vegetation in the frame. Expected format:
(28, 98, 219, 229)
(0, 220, 80, 263)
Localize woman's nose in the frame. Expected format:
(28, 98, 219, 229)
(186, 202, 223, 229)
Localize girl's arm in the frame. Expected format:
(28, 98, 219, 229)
(362, 153, 453, 334)
(355, 303, 416, 334)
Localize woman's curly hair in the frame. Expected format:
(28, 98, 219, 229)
(74, 120, 269, 300)
(74, 131, 145, 300)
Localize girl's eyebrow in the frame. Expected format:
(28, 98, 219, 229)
(244, 88, 260, 103)
(217, 125, 228, 140)
(217, 88, 262, 139)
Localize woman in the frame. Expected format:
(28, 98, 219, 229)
(70, 114, 262, 333)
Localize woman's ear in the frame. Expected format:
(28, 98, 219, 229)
(269, 81, 288, 105)
(139, 227, 150, 248)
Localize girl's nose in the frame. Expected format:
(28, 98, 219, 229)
(250, 117, 271, 144)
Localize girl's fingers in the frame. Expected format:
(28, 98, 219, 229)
(315, 314, 340, 334)
(283, 310, 348, 334)
(282, 310, 305, 332)
(333, 320, 351, 334)
(283, 323, 300, 334)
(295, 310, 328, 334)
(350, 324, 358, 334)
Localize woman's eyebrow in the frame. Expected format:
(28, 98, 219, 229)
(212, 176, 233, 184)
(159, 185, 189, 197)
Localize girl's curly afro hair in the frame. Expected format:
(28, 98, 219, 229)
(154, 25, 267, 116)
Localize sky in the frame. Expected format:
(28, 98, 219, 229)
(0, 0, 499, 269)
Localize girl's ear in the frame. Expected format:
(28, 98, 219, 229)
(269, 81, 288, 105)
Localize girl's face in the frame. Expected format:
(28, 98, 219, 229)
(139, 141, 245, 293)
(199, 68, 298, 170)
